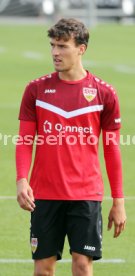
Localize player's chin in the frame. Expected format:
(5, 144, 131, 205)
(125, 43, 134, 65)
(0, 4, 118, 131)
(53, 63, 64, 72)
(55, 67, 65, 72)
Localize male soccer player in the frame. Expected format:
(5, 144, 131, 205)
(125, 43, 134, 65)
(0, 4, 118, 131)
(16, 18, 126, 276)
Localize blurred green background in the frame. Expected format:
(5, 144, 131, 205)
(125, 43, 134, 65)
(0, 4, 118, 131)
(0, 22, 135, 275)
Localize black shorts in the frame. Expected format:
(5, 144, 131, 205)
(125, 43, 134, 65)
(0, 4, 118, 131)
(30, 200, 102, 261)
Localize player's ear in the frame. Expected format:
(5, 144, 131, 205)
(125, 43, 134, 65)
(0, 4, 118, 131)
(78, 44, 86, 55)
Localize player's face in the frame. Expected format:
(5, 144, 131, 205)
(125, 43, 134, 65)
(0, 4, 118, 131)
(50, 37, 86, 72)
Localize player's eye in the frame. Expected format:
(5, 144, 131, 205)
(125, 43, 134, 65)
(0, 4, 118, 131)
(50, 43, 54, 47)
(59, 45, 65, 49)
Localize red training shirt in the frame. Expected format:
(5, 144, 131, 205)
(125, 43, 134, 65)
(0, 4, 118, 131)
(18, 71, 121, 201)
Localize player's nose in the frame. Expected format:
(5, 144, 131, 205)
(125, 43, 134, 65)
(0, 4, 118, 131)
(52, 46, 60, 56)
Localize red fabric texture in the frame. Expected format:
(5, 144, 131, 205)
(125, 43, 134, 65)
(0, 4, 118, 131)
(16, 72, 123, 199)
(16, 120, 36, 181)
(103, 129, 124, 198)
(16, 122, 124, 198)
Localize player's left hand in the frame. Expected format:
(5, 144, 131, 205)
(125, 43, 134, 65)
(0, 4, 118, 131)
(108, 198, 127, 238)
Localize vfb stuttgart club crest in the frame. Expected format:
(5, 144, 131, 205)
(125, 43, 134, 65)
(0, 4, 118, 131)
(31, 238, 38, 254)
(83, 88, 97, 102)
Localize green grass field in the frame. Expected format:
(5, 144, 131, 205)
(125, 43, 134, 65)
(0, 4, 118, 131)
(0, 21, 135, 275)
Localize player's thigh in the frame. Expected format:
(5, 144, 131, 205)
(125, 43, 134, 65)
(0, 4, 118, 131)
(67, 200, 102, 260)
(30, 200, 67, 260)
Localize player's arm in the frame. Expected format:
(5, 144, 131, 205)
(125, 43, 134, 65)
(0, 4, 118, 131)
(102, 129, 127, 238)
(16, 120, 36, 212)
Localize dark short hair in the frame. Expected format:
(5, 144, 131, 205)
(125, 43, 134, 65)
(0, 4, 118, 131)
(48, 18, 89, 47)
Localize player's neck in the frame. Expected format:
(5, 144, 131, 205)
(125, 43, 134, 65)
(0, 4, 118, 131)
(58, 66, 87, 82)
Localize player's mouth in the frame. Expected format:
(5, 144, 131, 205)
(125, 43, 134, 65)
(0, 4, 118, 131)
(53, 58, 62, 65)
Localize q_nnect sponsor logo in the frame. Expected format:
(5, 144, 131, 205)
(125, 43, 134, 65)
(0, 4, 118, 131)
(42, 120, 96, 146)
(43, 120, 93, 134)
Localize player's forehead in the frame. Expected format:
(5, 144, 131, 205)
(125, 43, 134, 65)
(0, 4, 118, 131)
(50, 36, 76, 46)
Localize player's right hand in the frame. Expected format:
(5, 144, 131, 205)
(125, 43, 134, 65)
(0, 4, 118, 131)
(16, 178, 35, 212)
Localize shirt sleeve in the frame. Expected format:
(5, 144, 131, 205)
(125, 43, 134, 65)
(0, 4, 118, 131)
(101, 88, 121, 130)
(102, 129, 124, 198)
(19, 82, 37, 121)
(16, 120, 36, 181)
